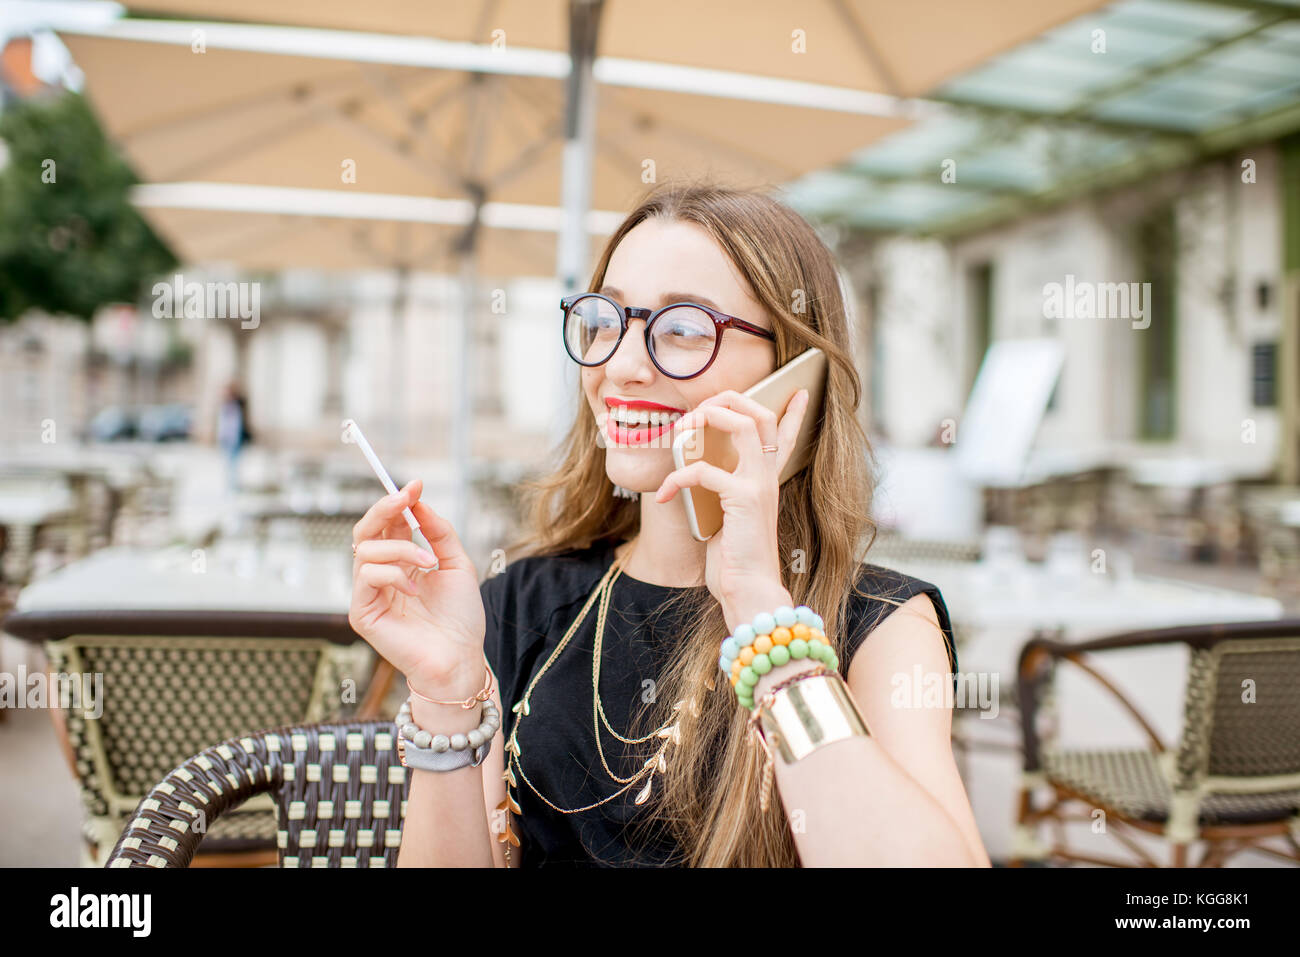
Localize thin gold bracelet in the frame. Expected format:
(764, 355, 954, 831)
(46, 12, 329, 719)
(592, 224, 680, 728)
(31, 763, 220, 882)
(406, 652, 494, 709)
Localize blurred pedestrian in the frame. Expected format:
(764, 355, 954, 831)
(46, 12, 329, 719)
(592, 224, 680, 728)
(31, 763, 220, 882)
(217, 382, 251, 492)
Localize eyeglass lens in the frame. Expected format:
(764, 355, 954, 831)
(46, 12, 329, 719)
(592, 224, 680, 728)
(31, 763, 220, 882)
(564, 295, 718, 378)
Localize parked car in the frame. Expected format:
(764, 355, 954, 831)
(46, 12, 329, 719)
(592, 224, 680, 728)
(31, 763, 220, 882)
(87, 406, 137, 442)
(137, 404, 192, 442)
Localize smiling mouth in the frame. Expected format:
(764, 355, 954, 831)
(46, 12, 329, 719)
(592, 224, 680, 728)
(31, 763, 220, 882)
(607, 406, 684, 428)
(600, 407, 684, 447)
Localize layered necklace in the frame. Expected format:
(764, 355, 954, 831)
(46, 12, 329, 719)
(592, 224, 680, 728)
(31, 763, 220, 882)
(494, 546, 693, 866)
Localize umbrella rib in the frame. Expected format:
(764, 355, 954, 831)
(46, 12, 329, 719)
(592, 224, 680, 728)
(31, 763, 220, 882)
(599, 87, 800, 183)
(465, 75, 496, 182)
(484, 78, 566, 190)
(828, 0, 906, 100)
(321, 103, 467, 195)
(486, 119, 565, 194)
(350, 223, 403, 270)
(358, 63, 422, 130)
(356, 64, 475, 187)
(409, 73, 477, 125)
(118, 69, 382, 143)
(157, 107, 326, 182)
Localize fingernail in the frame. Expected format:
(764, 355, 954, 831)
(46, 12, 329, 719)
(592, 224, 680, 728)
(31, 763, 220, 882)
(418, 549, 435, 564)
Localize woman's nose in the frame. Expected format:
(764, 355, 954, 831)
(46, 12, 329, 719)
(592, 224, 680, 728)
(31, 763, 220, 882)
(604, 318, 656, 380)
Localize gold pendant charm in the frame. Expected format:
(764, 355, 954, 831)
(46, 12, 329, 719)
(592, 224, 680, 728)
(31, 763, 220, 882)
(633, 775, 653, 806)
(496, 790, 522, 816)
(496, 766, 522, 848)
(495, 808, 521, 848)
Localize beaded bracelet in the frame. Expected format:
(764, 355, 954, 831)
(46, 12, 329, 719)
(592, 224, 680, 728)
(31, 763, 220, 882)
(718, 605, 840, 711)
(395, 696, 500, 753)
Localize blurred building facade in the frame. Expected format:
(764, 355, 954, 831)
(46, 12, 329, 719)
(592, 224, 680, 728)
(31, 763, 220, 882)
(851, 141, 1294, 478)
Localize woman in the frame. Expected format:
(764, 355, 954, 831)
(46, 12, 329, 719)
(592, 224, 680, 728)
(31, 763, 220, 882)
(349, 181, 990, 867)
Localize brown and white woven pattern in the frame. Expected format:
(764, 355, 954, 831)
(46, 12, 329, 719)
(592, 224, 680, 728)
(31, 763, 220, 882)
(107, 720, 408, 868)
(1043, 748, 1300, 825)
(1177, 639, 1300, 785)
(46, 635, 358, 858)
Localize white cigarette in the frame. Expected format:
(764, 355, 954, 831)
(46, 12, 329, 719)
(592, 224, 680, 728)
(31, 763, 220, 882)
(342, 419, 437, 570)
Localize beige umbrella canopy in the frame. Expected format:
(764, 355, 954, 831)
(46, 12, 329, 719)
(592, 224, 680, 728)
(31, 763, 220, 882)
(61, 33, 904, 211)
(112, 0, 1110, 97)
(132, 187, 590, 277)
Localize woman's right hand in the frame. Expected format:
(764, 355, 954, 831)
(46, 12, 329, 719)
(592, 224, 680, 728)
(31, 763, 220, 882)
(348, 478, 486, 696)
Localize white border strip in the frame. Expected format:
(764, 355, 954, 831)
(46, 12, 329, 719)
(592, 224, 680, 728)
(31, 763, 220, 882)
(130, 182, 624, 234)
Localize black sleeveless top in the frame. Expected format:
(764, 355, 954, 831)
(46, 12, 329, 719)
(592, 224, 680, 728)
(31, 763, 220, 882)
(480, 539, 956, 868)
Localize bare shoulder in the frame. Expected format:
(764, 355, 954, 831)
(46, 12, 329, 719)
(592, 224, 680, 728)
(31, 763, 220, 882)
(845, 592, 953, 740)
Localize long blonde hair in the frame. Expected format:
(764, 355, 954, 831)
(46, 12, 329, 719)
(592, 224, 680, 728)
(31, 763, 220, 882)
(506, 179, 877, 866)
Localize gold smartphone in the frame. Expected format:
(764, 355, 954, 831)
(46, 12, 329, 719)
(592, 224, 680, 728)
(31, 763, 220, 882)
(671, 347, 827, 542)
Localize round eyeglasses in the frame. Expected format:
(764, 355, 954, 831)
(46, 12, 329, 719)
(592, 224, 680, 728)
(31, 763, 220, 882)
(561, 292, 776, 380)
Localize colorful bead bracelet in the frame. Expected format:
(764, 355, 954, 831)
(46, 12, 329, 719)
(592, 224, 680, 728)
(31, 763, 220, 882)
(718, 605, 839, 711)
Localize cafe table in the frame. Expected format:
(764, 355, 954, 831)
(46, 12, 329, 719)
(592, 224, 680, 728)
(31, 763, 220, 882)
(1, 541, 385, 866)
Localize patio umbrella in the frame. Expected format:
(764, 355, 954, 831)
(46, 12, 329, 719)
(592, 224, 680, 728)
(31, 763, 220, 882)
(60, 0, 1109, 534)
(57, 20, 910, 534)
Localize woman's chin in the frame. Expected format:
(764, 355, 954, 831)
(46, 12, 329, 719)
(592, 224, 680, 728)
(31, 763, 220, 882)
(605, 465, 669, 496)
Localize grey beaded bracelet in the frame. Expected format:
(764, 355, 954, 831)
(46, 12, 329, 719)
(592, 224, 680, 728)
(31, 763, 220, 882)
(394, 696, 500, 772)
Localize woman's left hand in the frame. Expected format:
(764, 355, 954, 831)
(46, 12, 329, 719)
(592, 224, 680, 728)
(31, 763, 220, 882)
(654, 388, 810, 632)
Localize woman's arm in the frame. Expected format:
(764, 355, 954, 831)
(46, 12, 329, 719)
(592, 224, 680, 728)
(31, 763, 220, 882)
(394, 671, 502, 868)
(395, 687, 510, 868)
(347, 480, 502, 868)
(753, 593, 991, 867)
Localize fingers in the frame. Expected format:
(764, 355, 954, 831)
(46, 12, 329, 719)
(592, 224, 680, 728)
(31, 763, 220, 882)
(673, 403, 763, 466)
(410, 500, 475, 574)
(354, 561, 419, 604)
(773, 389, 810, 474)
(352, 479, 422, 545)
(686, 390, 780, 448)
(654, 459, 735, 504)
(354, 538, 438, 569)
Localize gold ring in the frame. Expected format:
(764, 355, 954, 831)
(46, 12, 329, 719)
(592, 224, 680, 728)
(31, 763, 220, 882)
(351, 542, 358, 556)
(760, 445, 778, 454)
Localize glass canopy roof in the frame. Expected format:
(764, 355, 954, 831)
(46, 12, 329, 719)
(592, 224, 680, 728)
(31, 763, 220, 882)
(785, 0, 1300, 236)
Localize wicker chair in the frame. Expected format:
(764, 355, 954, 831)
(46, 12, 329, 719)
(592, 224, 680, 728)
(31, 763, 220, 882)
(1012, 619, 1300, 867)
(2, 609, 395, 867)
(253, 510, 365, 551)
(106, 720, 407, 868)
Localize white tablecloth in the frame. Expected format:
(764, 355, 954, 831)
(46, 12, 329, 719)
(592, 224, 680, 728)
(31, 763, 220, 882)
(885, 556, 1284, 750)
(12, 542, 353, 615)
(888, 558, 1283, 638)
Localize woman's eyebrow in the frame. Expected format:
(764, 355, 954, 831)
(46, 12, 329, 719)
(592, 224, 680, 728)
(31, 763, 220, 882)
(599, 286, 724, 312)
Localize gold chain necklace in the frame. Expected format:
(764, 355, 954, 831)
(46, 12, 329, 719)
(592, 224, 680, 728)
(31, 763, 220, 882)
(494, 547, 686, 866)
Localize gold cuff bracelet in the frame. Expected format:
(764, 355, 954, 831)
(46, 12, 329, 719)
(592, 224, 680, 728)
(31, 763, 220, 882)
(757, 671, 870, 764)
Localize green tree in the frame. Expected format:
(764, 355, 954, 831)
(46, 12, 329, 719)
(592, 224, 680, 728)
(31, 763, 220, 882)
(0, 91, 176, 321)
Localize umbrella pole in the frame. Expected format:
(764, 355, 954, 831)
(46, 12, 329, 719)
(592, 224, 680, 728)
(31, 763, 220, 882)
(390, 264, 410, 458)
(453, 237, 476, 541)
(553, 0, 604, 445)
